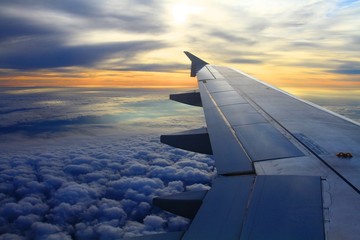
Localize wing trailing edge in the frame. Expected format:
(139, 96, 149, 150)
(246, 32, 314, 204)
(170, 91, 202, 107)
(160, 128, 213, 155)
(153, 190, 207, 219)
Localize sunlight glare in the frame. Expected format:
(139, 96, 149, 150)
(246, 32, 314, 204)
(171, 3, 198, 24)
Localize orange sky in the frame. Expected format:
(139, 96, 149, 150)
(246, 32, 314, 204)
(1, 65, 359, 101)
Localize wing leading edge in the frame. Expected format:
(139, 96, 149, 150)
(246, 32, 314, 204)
(136, 52, 360, 240)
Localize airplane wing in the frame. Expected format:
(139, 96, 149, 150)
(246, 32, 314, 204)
(133, 52, 360, 240)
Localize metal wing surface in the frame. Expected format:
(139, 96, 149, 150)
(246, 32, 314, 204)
(135, 52, 360, 240)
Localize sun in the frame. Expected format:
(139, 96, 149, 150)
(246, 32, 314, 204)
(171, 3, 199, 24)
(172, 3, 190, 24)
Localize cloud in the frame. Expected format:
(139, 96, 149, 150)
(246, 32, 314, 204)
(143, 215, 166, 230)
(229, 58, 263, 64)
(209, 30, 257, 45)
(0, 0, 359, 87)
(31, 222, 72, 239)
(0, 88, 213, 238)
(327, 60, 360, 76)
(0, 15, 54, 42)
(0, 40, 167, 70)
(111, 63, 189, 72)
(0, 0, 171, 72)
(329, 69, 360, 75)
(0, 0, 166, 35)
(0, 132, 213, 238)
(0, 87, 204, 137)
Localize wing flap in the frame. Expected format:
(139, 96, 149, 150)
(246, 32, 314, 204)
(234, 123, 304, 161)
(211, 91, 247, 106)
(183, 176, 254, 239)
(170, 91, 202, 107)
(153, 190, 207, 219)
(160, 128, 213, 155)
(183, 175, 324, 240)
(241, 175, 324, 240)
(124, 232, 183, 240)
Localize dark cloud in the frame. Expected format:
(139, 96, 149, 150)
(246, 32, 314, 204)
(209, 30, 257, 45)
(111, 63, 189, 72)
(0, 0, 166, 35)
(0, 15, 55, 42)
(280, 2, 318, 28)
(281, 21, 307, 28)
(0, 107, 42, 115)
(327, 60, 360, 76)
(274, 58, 360, 75)
(103, 12, 166, 34)
(245, 18, 269, 33)
(0, 1, 98, 44)
(0, 0, 170, 71)
(285, 60, 331, 69)
(289, 41, 322, 49)
(0, 0, 99, 16)
(0, 39, 166, 70)
(328, 69, 360, 75)
(0, 114, 118, 135)
(229, 58, 263, 64)
(350, 35, 360, 45)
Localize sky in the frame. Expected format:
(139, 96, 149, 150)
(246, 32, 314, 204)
(0, 0, 359, 98)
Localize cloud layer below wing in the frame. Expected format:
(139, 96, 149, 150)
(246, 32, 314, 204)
(0, 88, 214, 239)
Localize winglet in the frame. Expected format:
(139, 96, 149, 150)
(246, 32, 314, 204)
(184, 51, 208, 77)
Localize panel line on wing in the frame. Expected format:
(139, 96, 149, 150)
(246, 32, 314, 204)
(206, 65, 223, 79)
(196, 67, 215, 81)
(183, 175, 325, 240)
(202, 67, 306, 162)
(199, 82, 254, 175)
(201, 83, 252, 159)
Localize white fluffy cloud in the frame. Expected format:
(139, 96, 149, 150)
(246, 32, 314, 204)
(0, 133, 214, 239)
(0, 88, 214, 239)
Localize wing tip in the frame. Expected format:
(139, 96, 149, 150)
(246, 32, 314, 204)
(183, 51, 207, 63)
(183, 51, 208, 77)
